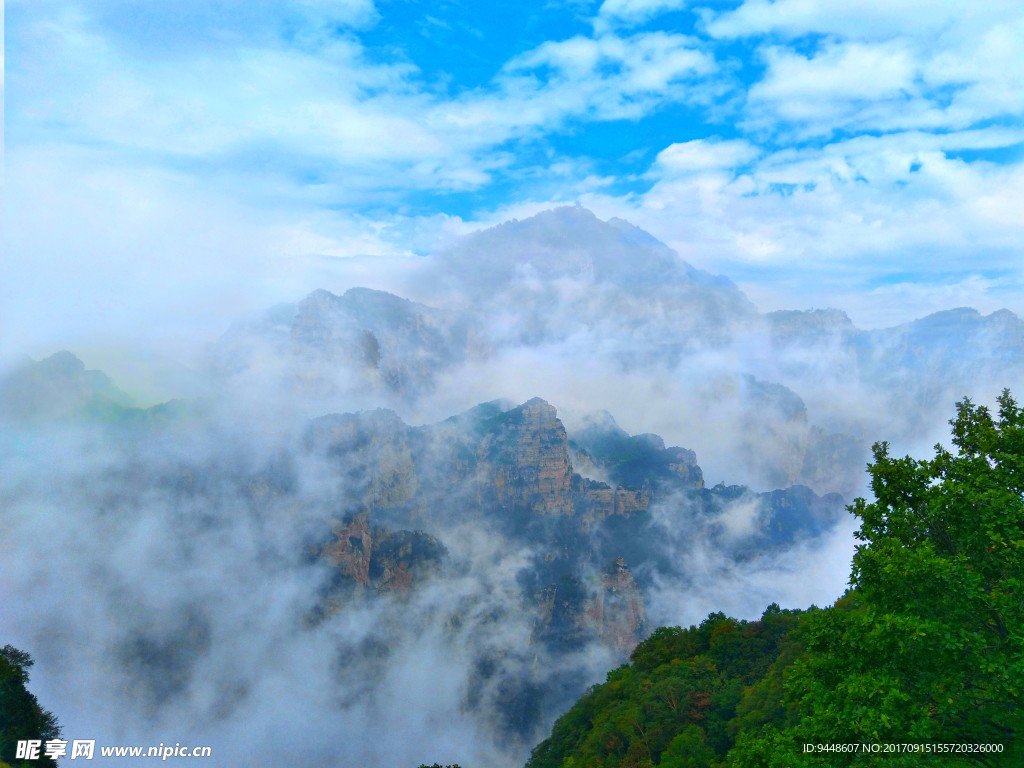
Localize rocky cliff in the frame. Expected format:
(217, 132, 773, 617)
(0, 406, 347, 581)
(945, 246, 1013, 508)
(586, 558, 646, 653)
(476, 398, 576, 516)
(320, 514, 446, 601)
(304, 395, 846, 659)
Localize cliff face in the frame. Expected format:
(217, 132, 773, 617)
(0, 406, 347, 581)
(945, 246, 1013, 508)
(534, 559, 646, 656)
(322, 515, 446, 595)
(569, 415, 704, 494)
(586, 558, 646, 654)
(575, 480, 650, 527)
(307, 397, 584, 521)
(305, 396, 845, 657)
(323, 515, 375, 587)
(476, 398, 575, 516)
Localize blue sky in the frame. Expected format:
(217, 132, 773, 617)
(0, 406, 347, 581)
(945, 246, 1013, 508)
(4, 0, 1024, 358)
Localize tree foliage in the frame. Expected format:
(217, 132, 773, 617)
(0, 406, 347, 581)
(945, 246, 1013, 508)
(0, 645, 60, 768)
(739, 391, 1023, 766)
(526, 607, 808, 768)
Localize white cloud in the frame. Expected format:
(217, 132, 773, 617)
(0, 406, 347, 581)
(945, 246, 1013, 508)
(0, 143, 431, 361)
(833, 276, 1019, 330)
(708, 0, 1019, 41)
(4, 3, 728, 362)
(5, 0, 1023, 351)
(748, 41, 917, 128)
(477, 31, 714, 128)
(598, 0, 689, 25)
(714, 2, 1024, 139)
(743, 35, 1021, 138)
(9, 7, 717, 203)
(564, 129, 1024, 325)
(654, 138, 759, 174)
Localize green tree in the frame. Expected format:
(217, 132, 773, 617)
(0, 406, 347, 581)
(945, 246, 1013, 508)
(734, 392, 1024, 766)
(0, 645, 60, 768)
(527, 610, 805, 768)
(660, 725, 719, 768)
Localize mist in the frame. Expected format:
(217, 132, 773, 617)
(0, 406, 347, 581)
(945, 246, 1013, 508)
(4, 201, 1022, 766)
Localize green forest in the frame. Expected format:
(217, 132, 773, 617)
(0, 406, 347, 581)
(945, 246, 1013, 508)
(527, 392, 1022, 767)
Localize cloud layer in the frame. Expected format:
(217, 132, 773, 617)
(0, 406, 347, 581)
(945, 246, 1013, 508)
(5, 0, 1023, 363)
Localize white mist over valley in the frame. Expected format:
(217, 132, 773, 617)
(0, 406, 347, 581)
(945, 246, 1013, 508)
(4, 207, 1022, 766)
(4, 1, 1023, 766)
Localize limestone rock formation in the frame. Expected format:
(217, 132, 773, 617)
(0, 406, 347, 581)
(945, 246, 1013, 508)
(476, 398, 576, 516)
(303, 395, 846, 666)
(321, 515, 446, 595)
(586, 558, 646, 654)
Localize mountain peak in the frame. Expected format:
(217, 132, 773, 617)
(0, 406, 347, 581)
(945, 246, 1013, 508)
(518, 396, 558, 421)
(22, 350, 89, 381)
(428, 206, 738, 297)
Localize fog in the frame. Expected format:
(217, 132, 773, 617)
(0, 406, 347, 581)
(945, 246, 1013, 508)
(6, 0, 1023, 762)
(2, 208, 1022, 767)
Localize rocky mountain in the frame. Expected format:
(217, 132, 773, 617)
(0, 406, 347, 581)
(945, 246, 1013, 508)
(303, 396, 845, 652)
(206, 207, 1024, 499)
(416, 206, 758, 355)
(317, 515, 447, 603)
(211, 208, 760, 396)
(3, 348, 849, 754)
(761, 305, 1024, 440)
(764, 305, 1024, 382)
(8, 206, 1022, 766)
(0, 351, 208, 430)
(285, 392, 844, 743)
(429, 206, 733, 296)
(215, 286, 478, 397)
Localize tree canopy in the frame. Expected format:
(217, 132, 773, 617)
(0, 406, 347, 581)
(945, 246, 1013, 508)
(737, 392, 1023, 766)
(0, 645, 60, 768)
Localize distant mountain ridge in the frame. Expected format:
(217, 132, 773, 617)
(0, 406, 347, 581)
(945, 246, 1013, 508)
(215, 285, 479, 396)
(14, 207, 1023, 499)
(7, 208, 1022, 768)
(216, 208, 1024, 401)
(0, 350, 134, 421)
(762, 304, 1024, 437)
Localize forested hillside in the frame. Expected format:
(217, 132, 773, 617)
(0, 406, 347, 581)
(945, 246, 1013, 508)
(528, 606, 811, 768)
(527, 393, 1024, 767)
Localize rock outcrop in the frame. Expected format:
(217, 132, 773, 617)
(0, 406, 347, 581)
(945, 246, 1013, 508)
(576, 482, 650, 525)
(569, 411, 704, 492)
(476, 398, 576, 516)
(305, 395, 846, 659)
(586, 558, 646, 653)
(322, 515, 446, 595)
